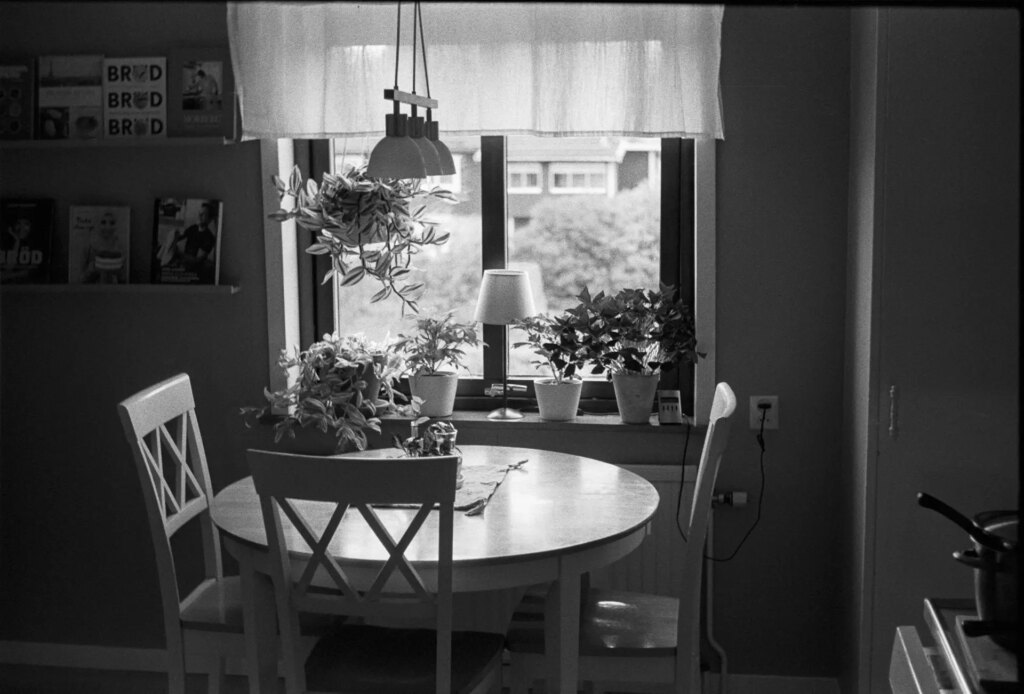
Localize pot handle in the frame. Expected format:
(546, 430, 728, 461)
(953, 548, 996, 570)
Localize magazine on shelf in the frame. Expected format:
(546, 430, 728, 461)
(0, 198, 54, 283)
(151, 197, 222, 285)
(166, 46, 234, 138)
(36, 54, 104, 140)
(0, 61, 36, 140)
(102, 56, 167, 139)
(67, 205, 131, 284)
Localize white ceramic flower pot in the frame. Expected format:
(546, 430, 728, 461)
(409, 372, 459, 417)
(611, 373, 661, 424)
(534, 379, 583, 422)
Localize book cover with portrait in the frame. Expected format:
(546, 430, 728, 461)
(0, 198, 54, 283)
(0, 61, 36, 140)
(68, 205, 131, 284)
(167, 46, 234, 138)
(36, 54, 104, 140)
(102, 56, 167, 139)
(152, 197, 222, 285)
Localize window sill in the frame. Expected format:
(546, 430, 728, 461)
(379, 410, 702, 467)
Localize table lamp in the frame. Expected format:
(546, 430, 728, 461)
(474, 269, 536, 420)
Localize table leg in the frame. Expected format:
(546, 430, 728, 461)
(238, 550, 278, 694)
(545, 562, 582, 694)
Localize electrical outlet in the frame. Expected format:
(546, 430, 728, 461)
(749, 396, 779, 430)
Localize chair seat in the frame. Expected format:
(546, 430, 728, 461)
(506, 587, 680, 658)
(304, 623, 505, 693)
(181, 577, 245, 633)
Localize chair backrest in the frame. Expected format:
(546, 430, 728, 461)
(676, 382, 736, 690)
(247, 449, 460, 694)
(117, 373, 224, 628)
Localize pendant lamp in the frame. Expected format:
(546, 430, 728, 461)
(367, 1, 453, 179)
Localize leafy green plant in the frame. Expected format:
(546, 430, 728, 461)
(570, 284, 704, 376)
(393, 313, 481, 376)
(392, 418, 460, 457)
(240, 333, 394, 452)
(512, 312, 589, 384)
(269, 164, 457, 313)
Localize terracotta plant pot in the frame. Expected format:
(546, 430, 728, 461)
(611, 373, 661, 424)
(534, 379, 583, 422)
(409, 372, 459, 417)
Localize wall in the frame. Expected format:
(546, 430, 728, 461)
(712, 6, 850, 678)
(0, 2, 270, 647)
(0, 2, 855, 682)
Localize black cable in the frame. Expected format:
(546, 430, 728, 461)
(706, 406, 767, 562)
(675, 418, 694, 542)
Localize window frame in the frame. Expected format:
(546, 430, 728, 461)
(264, 136, 716, 421)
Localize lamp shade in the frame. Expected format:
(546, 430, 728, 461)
(426, 119, 457, 176)
(367, 113, 427, 179)
(474, 269, 536, 325)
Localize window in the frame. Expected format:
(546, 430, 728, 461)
(548, 162, 613, 196)
(307, 135, 698, 412)
(508, 163, 542, 194)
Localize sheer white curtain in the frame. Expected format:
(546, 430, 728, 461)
(226, 2, 723, 140)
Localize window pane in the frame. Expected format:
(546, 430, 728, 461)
(330, 138, 484, 376)
(507, 136, 661, 378)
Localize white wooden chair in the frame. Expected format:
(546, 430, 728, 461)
(505, 382, 738, 694)
(117, 373, 246, 694)
(247, 448, 505, 694)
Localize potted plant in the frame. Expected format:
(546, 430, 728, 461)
(393, 313, 481, 417)
(571, 284, 703, 424)
(269, 163, 456, 313)
(512, 312, 588, 421)
(392, 418, 463, 489)
(240, 333, 392, 454)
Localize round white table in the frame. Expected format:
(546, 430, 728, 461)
(211, 445, 660, 694)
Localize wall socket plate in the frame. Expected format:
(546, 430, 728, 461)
(749, 396, 779, 429)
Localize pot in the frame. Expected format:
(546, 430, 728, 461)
(534, 378, 583, 421)
(953, 510, 1018, 627)
(918, 493, 1019, 633)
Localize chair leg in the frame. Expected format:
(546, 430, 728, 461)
(208, 655, 226, 694)
(509, 654, 531, 694)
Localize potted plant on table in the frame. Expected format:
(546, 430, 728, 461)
(393, 313, 481, 417)
(572, 284, 703, 424)
(240, 333, 410, 454)
(512, 312, 589, 421)
(269, 164, 456, 313)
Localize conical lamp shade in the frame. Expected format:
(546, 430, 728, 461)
(427, 120, 456, 175)
(409, 115, 443, 176)
(367, 113, 427, 179)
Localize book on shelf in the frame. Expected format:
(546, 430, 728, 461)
(0, 60, 36, 140)
(68, 205, 131, 284)
(102, 57, 167, 139)
(151, 198, 222, 285)
(0, 198, 54, 284)
(166, 46, 234, 138)
(36, 54, 104, 140)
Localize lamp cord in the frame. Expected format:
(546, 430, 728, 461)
(417, 1, 431, 97)
(411, 1, 418, 93)
(393, 1, 401, 89)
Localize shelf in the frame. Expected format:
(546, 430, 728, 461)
(0, 137, 238, 150)
(0, 283, 240, 294)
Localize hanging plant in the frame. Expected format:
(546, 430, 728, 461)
(269, 164, 457, 312)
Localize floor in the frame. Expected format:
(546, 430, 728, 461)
(0, 666, 257, 694)
(0, 665, 529, 693)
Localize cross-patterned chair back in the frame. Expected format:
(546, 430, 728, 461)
(247, 449, 460, 694)
(118, 374, 224, 619)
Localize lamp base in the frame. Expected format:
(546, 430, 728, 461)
(487, 407, 524, 421)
